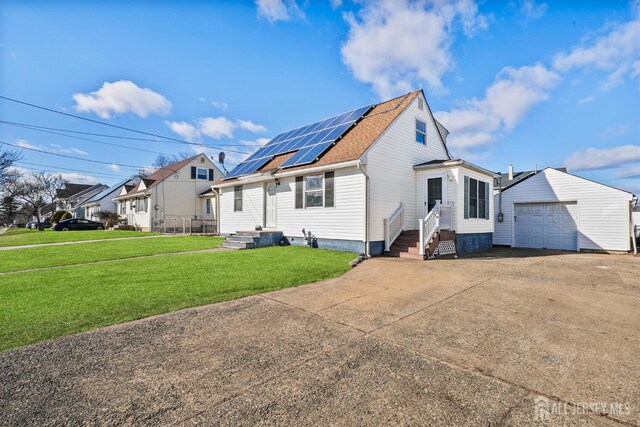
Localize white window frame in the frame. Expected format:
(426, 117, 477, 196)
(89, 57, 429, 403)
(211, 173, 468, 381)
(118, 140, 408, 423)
(234, 186, 243, 212)
(304, 174, 324, 208)
(197, 168, 208, 180)
(205, 198, 212, 215)
(415, 118, 426, 145)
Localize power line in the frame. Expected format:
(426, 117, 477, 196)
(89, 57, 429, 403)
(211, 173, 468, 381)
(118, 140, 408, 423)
(1, 121, 166, 155)
(0, 95, 253, 154)
(0, 120, 265, 147)
(16, 161, 126, 179)
(0, 140, 143, 169)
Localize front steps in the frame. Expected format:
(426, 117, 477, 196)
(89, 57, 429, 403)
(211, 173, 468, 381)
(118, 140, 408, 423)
(383, 230, 456, 260)
(222, 230, 284, 250)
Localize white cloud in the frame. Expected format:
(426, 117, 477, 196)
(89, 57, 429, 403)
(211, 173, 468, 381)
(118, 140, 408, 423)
(108, 164, 120, 173)
(236, 119, 267, 134)
(616, 165, 640, 178)
(15, 140, 88, 156)
(58, 172, 99, 185)
(341, 0, 489, 98)
(435, 64, 560, 150)
(73, 80, 172, 119)
(565, 145, 640, 170)
(68, 147, 89, 156)
(211, 100, 228, 111)
(602, 124, 631, 140)
(199, 117, 236, 139)
(165, 121, 200, 142)
(577, 95, 595, 105)
(519, 0, 547, 21)
(552, 10, 640, 90)
(255, 0, 303, 22)
(15, 139, 40, 150)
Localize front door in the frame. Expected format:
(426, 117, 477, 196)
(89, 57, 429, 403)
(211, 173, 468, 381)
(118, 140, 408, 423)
(424, 176, 444, 216)
(265, 183, 277, 228)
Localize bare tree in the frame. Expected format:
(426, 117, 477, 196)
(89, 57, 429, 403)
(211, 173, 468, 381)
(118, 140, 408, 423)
(17, 172, 67, 224)
(0, 170, 23, 224)
(0, 149, 22, 186)
(152, 151, 193, 168)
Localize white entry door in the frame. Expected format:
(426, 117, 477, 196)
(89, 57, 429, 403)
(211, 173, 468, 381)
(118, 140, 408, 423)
(514, 202, 578, 251)
(265, 183, 277, 228)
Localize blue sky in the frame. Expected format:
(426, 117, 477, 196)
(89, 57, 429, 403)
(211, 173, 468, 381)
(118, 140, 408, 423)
(1, 0, 639, 194)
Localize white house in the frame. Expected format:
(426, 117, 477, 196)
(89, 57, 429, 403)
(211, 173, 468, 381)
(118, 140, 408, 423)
(494, 167, 636, 252)
(214, 90, 496, 257)
(56, 183, 109, 218)
(114, 154, 222, 232)
(81, 179, 137, 221)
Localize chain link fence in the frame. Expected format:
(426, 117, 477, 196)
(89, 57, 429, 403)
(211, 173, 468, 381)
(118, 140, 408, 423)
(151, 218, 217, 235)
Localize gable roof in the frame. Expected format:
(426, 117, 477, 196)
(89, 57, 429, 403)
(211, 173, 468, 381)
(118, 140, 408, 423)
(496, 167, 566, 191)
(500, 167, 635, 196)
(82, 179, 135, 205)
(217, 90, 447, 184)
(118, 154, 205, 197)
(56, 183, 94, 199)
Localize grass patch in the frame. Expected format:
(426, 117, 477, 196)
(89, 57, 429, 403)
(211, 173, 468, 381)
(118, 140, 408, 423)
(0, 236, 223, 273)
(0, 246, 354, 352)
(0, 228, 159, 247)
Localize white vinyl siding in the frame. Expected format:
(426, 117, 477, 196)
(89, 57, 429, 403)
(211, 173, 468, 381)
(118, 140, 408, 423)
(494, 168, 633, 251)
(366, 95, 450, 241)
(219, 182, 264, 233)
(276, 167, 365, 241)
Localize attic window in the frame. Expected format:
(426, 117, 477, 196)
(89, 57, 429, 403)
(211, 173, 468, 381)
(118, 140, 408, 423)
(418, 97, 424, 110)
(197, 168, 208, 180)
(416, 119, 426, 145)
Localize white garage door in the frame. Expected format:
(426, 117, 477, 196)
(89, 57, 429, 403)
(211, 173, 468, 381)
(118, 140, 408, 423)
(514, 202, 578, 251)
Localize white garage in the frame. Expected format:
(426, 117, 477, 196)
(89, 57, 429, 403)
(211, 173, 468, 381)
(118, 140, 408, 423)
(494, 168, 635, 252)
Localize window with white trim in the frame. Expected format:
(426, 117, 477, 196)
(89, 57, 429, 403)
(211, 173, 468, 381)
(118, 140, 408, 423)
(416, 119, 426, 145)
(295, 172, 335, 209)
(234, 186, 243, 211)
(305, 174, 323, 208)
(464, 176, 490, 220)
(205, 198, 212, 215)
(197, 168, 208, 180)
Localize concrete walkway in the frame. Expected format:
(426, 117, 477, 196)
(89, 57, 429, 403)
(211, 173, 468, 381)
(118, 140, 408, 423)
(0, 234, 174, 251)
(1, 248, 638, 426)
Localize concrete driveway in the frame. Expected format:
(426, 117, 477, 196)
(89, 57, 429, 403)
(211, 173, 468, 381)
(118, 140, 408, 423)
(1, 248, 638, 426)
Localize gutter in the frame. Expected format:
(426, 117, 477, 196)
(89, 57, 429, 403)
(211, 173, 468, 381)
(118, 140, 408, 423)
(214, 160, 361, 189)
(414, 159, 497, 178)
(357, 161, 370, 258)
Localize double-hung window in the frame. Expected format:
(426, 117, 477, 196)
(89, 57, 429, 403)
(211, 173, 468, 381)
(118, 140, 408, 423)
(205, 198, 212, 215)
(197, 168, 208, 180)
(416, 119, 426, 145)
(295, 172, 335, 209)
(234, 186, 243, 212)
(464, 176, 490, 219)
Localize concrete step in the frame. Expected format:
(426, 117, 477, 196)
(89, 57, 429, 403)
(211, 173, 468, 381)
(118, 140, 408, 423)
(228, 235, 257, 243)
(235, 231, 261, 238)
(389, 244, 421, 254)
(222, 239, 256, 249)
(383, 251, 425, 260)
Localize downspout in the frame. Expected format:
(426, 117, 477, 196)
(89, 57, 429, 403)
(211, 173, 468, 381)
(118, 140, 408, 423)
(631, 198, 638, 255)
(357, 161, 370, 257)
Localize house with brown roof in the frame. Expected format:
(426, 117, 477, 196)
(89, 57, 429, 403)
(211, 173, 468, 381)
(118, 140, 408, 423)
(114, 153, 222, 231)
(214, 90, 496, 258)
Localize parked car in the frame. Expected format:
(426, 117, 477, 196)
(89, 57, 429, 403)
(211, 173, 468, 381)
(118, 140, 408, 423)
(52, 218, 105, 231)
(26, 221, 38, 229)
(10, 223, 26, 228)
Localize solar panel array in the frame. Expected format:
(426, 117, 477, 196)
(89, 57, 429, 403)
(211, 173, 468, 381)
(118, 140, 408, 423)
(225, 104, 373, 179)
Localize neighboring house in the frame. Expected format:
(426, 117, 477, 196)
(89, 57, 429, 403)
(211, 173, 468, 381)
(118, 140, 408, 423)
(81, 179, 138, 221)
(214, 90, 496, 257)
(494, 167, 636, 252)
(56, 183, 109, 218)
(113, 154, 222, 231)
(494, 164, 567, 194)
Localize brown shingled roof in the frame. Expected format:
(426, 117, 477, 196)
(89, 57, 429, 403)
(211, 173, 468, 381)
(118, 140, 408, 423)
(217, 90, 421, 184)
(124, 154, 201, 196)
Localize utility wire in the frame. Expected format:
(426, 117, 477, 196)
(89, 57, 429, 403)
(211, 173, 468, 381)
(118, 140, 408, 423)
(0, 140, 143, 169)
(0, 120, 264, 146)
(16, 161, 126, 179)
(0, 95, 253, 154)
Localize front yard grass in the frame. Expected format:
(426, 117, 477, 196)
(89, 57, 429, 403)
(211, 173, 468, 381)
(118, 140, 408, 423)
(0, 228, 159, 247)
(0, 236, 223, 273)
(0, 246, 354, 352)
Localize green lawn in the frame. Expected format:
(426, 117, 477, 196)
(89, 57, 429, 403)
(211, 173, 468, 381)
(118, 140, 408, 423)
(0, 228, 159, 247)
(0, 236, 223, 273)
(0, 246, 354, 352)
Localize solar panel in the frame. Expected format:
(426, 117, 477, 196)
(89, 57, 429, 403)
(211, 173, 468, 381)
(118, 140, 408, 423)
(224, 104, 373, 179)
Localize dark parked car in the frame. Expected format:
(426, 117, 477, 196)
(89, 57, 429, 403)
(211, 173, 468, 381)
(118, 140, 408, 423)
(52, 218, 105, 231)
